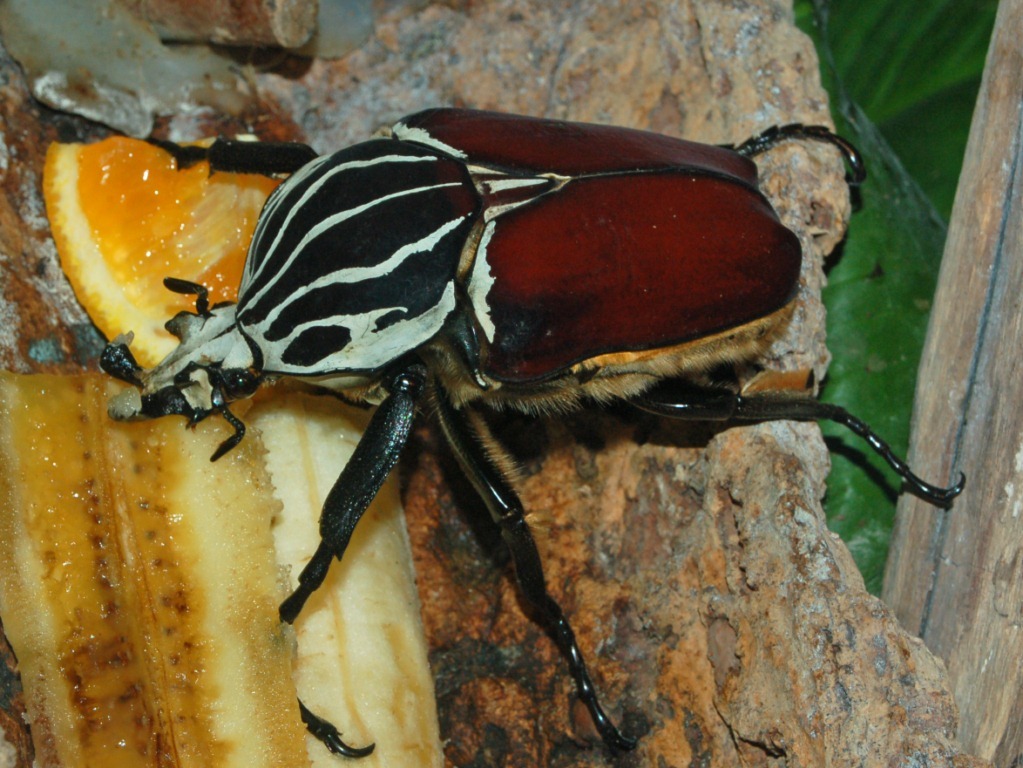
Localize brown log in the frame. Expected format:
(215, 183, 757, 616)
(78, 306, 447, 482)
(883, 0, 1023, 764)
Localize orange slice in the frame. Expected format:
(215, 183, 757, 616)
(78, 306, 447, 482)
(45, 137, 281, 368)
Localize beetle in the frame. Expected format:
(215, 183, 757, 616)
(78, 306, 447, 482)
(99, 108, 964, 757)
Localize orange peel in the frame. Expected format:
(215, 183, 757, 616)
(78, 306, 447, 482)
(45, 137, 280, 368)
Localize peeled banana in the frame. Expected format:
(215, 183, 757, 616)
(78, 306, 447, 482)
(0, 373, 441, 768)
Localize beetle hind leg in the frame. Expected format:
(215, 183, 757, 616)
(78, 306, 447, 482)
(434, 386, 638, 753)
(634, 378, 964, 507)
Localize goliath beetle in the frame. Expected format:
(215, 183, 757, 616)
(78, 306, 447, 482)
(100, 108, 964, 757)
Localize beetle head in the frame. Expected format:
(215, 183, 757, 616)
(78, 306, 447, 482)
(101, 297, 262, 460)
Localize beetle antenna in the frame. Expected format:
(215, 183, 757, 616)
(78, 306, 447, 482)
(734, 124, 866, 186)
(164, 277, 211, 316)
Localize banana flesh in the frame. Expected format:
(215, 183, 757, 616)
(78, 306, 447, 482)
(249, 394, 442, 768)
(0, 373, 441, 767)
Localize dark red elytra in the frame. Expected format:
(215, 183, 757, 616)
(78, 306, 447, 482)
(401, 108, 760, 181)
(401, 109, 802, 383)
(479, 173, 800, 381)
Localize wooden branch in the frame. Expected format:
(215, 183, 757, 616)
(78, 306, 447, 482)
(883, 0, 1023, 763)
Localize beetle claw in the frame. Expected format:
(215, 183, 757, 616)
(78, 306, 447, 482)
(209, 403, 246, 461)
(298, 700, 374, 759)
(604, 730, 639, 754)
(578, 692, 638, 754)
(734, 122, 866, 185)
(906, 470, 966, 507)
(586, 707, 637, 754)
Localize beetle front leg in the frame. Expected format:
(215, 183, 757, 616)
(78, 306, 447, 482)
(433, 386, 638, 754)
(634, 378, 964, 506)
(279, 359, 427, 758)
(149, 137, 319, 176)
(281, 361, 426, 621)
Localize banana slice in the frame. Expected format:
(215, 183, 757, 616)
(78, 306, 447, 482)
(0, 374, 442, 767)
(249, 393, 442, 768)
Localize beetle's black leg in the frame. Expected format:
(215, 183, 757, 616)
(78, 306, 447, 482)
(299, 701, 375, 759)
(163, 277, 212, 316)
(433, 385, 637, 754)
(276, 360, 426, 757)
(280, 359, 426, 622)
(733, 124, 866, 185)
(634, 379, 964, 507)
(148, 137, 319, 176)
(209, 402, 246, 462)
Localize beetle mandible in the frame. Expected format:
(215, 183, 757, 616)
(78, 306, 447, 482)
(100, 108, 964, 757)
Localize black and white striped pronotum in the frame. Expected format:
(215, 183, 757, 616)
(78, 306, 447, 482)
(100, 108, 963, 758)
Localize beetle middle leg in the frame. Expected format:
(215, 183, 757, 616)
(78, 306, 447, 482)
(433, 385, 638, 753)
(278, 359, 427, 758)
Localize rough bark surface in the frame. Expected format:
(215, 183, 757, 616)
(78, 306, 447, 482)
(0, 1, 987, 766)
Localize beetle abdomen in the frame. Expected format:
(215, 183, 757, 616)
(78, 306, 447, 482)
(472, 170, 801, 382)
(237, 139, 481, 375)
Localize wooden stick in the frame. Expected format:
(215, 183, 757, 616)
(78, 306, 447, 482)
(883, 0, 1023, 762)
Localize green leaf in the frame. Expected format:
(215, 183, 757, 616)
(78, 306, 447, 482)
(818, 116, 947, 593)
(820, 0, 997, 219)
(794, 0, 994, 592)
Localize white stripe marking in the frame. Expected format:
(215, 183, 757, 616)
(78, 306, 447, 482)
(481, 177, 550, 193)
(242, 152, 440, 294)
(392, 122, 467, 159)
(262, 282, 458, 374)
(242, 179, 462, 313)
(245, 153, 335, 285)
(468, 220, 498, 343)
(253, 214, 468, 335)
